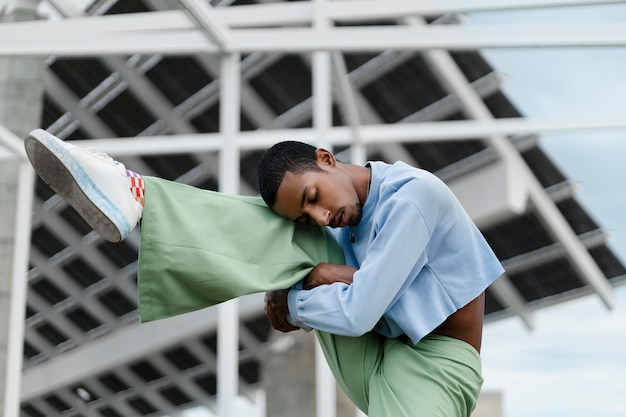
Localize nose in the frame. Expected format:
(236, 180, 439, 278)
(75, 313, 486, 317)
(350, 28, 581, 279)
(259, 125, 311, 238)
(310, 207, 332, 227)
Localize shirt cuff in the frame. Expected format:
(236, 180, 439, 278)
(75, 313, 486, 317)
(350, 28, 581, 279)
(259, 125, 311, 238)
(287, 288, 312, 332)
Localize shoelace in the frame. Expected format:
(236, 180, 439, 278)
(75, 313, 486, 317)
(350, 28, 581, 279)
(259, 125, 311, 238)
(85, 147, 120, 165)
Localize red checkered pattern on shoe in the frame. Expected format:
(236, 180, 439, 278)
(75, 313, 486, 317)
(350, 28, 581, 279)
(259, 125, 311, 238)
(126, 169, 145, 206)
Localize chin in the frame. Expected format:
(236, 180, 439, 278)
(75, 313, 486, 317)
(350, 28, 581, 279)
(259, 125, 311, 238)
(348, 208, 363, 226)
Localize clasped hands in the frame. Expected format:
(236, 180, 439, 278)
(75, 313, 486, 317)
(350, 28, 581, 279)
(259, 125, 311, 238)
(264, 263, 357, 332)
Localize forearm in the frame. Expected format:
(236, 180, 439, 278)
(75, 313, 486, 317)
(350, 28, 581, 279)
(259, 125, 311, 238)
(304, 263, 357, 289)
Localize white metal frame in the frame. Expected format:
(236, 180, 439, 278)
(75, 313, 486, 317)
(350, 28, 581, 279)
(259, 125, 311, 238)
(3, 1, 626, 416)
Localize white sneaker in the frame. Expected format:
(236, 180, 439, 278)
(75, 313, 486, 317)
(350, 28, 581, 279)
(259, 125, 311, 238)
(24, 129, 143, 242)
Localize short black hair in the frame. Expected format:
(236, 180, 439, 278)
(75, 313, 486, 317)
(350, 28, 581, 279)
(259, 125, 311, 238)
(257, 141, 322, 207)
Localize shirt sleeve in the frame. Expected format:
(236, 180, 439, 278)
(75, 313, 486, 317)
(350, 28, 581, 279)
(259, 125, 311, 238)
(288, 189, 437, 336)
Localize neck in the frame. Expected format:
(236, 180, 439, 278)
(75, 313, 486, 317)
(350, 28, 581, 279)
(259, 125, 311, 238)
(359, 164, 371, 205)
(340, 163, 371, 205)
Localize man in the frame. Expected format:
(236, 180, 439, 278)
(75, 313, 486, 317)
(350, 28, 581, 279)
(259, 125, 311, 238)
(257, 141, 504, 416)
(25, 129, 502, 416)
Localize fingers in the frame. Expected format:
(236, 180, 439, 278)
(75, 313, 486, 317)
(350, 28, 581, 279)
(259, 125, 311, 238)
(264, 291, 299, 333)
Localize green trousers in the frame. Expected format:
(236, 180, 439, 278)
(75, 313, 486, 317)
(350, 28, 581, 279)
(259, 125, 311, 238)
(137, 177, 483, 417)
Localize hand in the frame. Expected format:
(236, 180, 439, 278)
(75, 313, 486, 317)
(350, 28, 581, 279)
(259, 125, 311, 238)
(264, 290, 299, 333)
(303, 263, 357, 290)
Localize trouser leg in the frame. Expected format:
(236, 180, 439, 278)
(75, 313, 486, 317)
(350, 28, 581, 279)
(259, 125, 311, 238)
(367, 335, 484, 417)
(137, 176, 345, 322)
(314, 331, 383, 414)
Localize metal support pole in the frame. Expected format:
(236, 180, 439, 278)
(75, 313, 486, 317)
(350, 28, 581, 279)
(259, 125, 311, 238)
(3, 162, 34, 417)
(217, 51, 241, 417)
(312, 2, 337, 417)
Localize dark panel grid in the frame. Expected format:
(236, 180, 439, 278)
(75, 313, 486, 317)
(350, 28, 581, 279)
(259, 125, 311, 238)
(65, 306, 103, 333)
(232, 0, 257, 5)
(102, 0, 150, 14)
(31, 278, 68, 305)
(40, 95, 64, 133)
(201, 333, 218, 354)
(163, 346, 202, 371)
(24, 341, 42, 360)
(249, 55, 312, 116)
(243, 314, 272, 342)
(48, 58, 111, 99)
(521, 144, 568, 188)
(483, 91, 523, 119)
(127, 396, 158, 416)
(190, 102, 257, 133)
(97, 289, 137, 318)
(98, 372, 131, 394)
(96, 90, 158, 137)
(509, 258, 585, 302)
(22, 404, 46, 417)
(34, 176, 56, 201)
(31, 226, 66, 257)
(129, 360, 164, 383)
(590, 245, 626, 279)
(450, 52, 494, 83)
(35, 322, 70, 346)
(159, 385, 193, 406)
(195, 176, 219, 192)
(25, 305, 38, 319)
(62, 257, 104, 289)
(194, 373, 217, 396)
(239, 360, 260, 384)
(343, 52, 380, 72)
(360, 55, 448, 123)
(59, 206, 93, 236)
(97, 240, 138, 269)
(404, 139, 486, 173)
(140, 153, 201, 181)
(45, 394, 71, 412)
(484, 287, 505, 315)
(239, 150, 264, 193)
(98, 406, 124, 417)
(483, 212, 555, 260)
(557, 197, 600, 236)
(145, 57, 214, 106)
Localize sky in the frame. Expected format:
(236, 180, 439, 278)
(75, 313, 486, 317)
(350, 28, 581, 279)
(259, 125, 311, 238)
(468, 5, 626, 417)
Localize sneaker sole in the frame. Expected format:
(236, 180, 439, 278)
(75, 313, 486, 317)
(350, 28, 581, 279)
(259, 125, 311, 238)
(24, 130, 128, 242)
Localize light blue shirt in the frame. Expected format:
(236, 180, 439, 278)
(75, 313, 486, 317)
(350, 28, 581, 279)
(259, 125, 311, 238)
(288, 161, 504, 343)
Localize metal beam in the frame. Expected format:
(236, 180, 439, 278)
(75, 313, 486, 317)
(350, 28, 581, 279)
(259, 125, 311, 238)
(325, 0, 626, 22)
(0, 124, 26, 159)
(26, 1, 625, 32)
(4, 19, 626, 56)
(178, 0, 232, 52)
(35, 116, 626, 158)
(43, 0, 626, 31)
(488, 276, 535, 329)
(228, 24, 626, 52)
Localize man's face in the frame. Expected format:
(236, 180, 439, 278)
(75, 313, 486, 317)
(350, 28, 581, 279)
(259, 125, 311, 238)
(272, 165, 363, 228)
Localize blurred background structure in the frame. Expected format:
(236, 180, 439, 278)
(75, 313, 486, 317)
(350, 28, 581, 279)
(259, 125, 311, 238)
(0, 1, 625, 417)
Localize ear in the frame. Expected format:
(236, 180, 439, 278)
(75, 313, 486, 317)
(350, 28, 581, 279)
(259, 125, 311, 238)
(315, 148, 336, 168)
